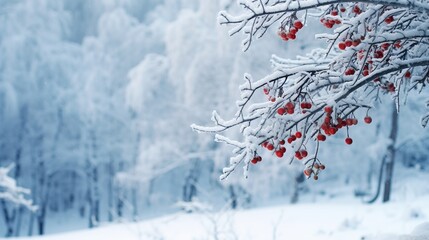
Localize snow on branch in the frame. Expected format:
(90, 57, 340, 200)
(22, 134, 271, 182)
(0, 164, 36, 210)
(193, 0, 429, 180)
(219, 0, 429, 51)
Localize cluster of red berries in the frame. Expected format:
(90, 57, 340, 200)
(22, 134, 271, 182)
(257, 130, 308, 161)
(250, 155, 262, 164)
(304, 163, 326, 180)
(261, 141, 287, 158)
(277, 102, 295, 115)
(338, 38, 362, 50)
(320, 18, 341, 29)
(317, 106, 373, 145)
(295, 149, 308, 160)
(278, 20, 303, 41)
(288, 131, 302, 144)
(300, 102, 312, 113)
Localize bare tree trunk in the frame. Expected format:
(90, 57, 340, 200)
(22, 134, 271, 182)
(86, 130, 100, 228)
(228, 185, 237, 209)
(108, 158, 114, 222)
(14, 207, 23, 237)
(183, 159, 200, 202)
(382, 103, 398, 203)
(1, 200, 15, 237)
(131, 133, 141, 220)
(37, 161, 47, 235)
(290, 172, 305, 204)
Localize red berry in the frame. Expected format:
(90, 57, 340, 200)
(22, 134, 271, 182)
(346, 118, 353, 126)
(291, 135, 297, 141)
(285, 102, 294, 109)
(331, 10, 338, 16)
(262, 142, 268, 148)
(317, 134, 326, 141)
(388, 83, 396, 92)
(304, 168, 312, 177)
(280, 147, 286, 153)
(394, 42, 401, 49)
(345, 68, 355, 75)
(404, 71, 411, 78)
(277, 107, 286, 115)
(374, 50, 384, 59)
(352, 119, 358, 125)
(295, 151, 302, 159)
(251, 158, 258, 164)
(345, 137, 353, 145)
(279, 139, 285, 145)
(256, 156, 262, 162)
(289, 27, 297, 35)
(338, 42, 346, 50)
(313, 175, 319, 180)
(263, 88, 269, 95)
(324, 106, 333, 113)
(295, 131, 302, 138)
(267, 144, 274, 151)
(345, 40, 353, 47)
(314, 163, 320, 169)
(294, 21, 303, 29)
(324, 23, 333, 29)
(328, 127, 337, 135)
(364, 116, 372, 124)
(287, 33, 296, 40)
(385, 16, 394, 24)
(275, 150, 284, 158)
(340, 7, 346, 12)
(363, 69, 369, 76)
(381, 43, 390, 50)
(353, 5, 361, 14)
(287, 138, 293, 144)
(320, 164, 326, 170)
(301, 150, 308, 158)
(287, 108, 294, 114)
(352, 39, 361, 46)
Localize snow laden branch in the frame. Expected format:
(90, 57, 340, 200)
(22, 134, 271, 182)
(0, 164, 35, 210)
(220, 0, 429, 51)
(192, 1, 429, 180)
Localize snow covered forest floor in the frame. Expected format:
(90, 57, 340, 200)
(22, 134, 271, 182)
(4, 169, 429, 240)
(6, 196, 429, 240)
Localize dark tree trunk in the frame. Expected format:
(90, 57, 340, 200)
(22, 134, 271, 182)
(182, 159, 200, 202)
(383, 103, 398, 203)
(108, 158, 114, 222)
(131, 133, 141, 220)
(290, 172, 305, 204)
(228, 185, 237, 209)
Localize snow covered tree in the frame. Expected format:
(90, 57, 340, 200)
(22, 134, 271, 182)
(192, 0, 429, 182)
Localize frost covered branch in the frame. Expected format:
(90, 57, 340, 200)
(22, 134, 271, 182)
(193, 0, 429, 180)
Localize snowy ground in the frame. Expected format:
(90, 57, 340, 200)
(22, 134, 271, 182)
(5, 195, 428, 240)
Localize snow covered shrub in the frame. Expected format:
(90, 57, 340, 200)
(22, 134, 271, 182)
(192, 0, 429, 180)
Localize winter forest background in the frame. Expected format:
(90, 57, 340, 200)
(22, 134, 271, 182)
(0, 0, 428, 239)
